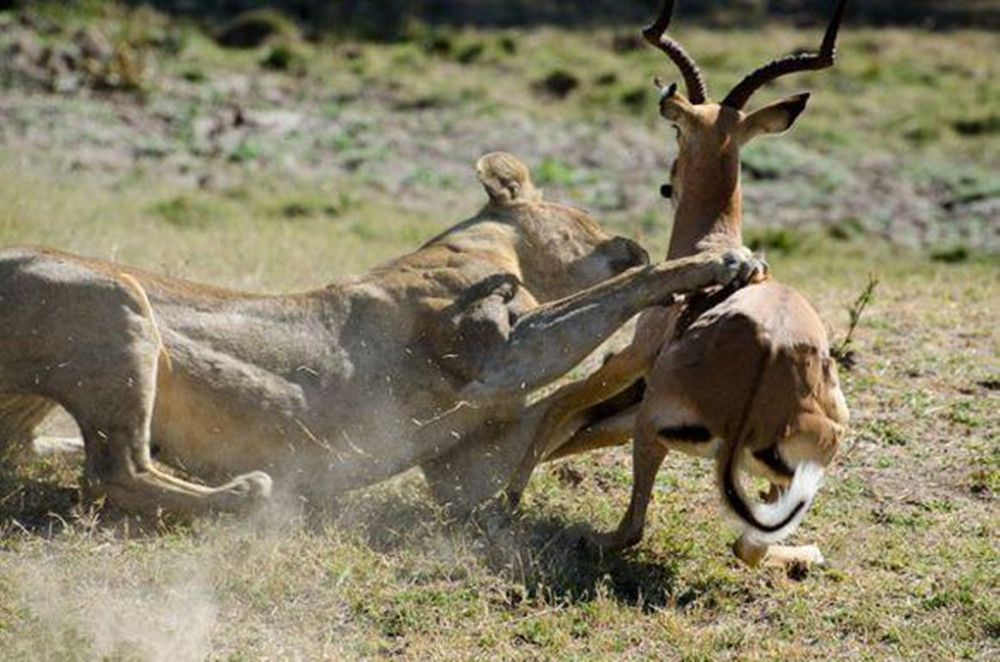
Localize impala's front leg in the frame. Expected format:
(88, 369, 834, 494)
(459, 247, 758, 402)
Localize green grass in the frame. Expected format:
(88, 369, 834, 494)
(0, 4, 998, 660)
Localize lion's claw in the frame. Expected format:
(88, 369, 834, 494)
(716, 246, 770, 288)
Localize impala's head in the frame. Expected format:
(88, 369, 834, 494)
(475, 151, 649, 301)
(644, 0, 847, 257)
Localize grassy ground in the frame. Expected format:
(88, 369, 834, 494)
(0, 4, 998, 660)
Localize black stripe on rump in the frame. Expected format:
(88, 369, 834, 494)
(658, 424, 713, 443)
(753, 445, 795, 478)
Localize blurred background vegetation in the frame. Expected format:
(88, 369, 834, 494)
(125, 1, 1000, 36)
(6, 1, 1000, 40)
(2, 0, 996, 273)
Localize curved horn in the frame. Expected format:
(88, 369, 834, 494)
(642, 0, 708, 104)
(722, 0, 848, 110)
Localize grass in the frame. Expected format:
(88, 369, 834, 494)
(0, 3, 998, 660)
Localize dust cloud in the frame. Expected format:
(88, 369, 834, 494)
(9, 544, 218, 661)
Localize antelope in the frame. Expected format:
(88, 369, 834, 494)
(505, 0, 851, 568)
(0, 152, 761, 515)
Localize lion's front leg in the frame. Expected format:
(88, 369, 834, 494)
(457, 247, 757, 403)
(421, 405, 547, 516)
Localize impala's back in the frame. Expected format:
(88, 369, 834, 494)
(648, 280, 848, 479)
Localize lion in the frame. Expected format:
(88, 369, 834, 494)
(0, 152, 758, 514)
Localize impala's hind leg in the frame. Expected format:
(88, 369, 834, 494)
(589, 399, 712, 552)
(505, 345, 653, 508)
(588, 420, 668, 552)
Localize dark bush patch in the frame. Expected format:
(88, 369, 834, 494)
(612, 32, 644, 53)
(181, 67, 206, 83)
(952, 115, 1000, 136)
(455, 42, 485, 64)
(828, 217, 866, 241)
(151, 196, 216, 229)
(746, 227, 801, 254)
(536, 69, 579, 99)
(260, 43, 305, 72)
(620, 86, 648, 111)
(392, 95, 449, 111)
(280, 202, 312, 219)
(930, 246, 970, 264)
(594, 72, 618, 86)
(217, 10, 297, 49)
(422, 34, 453, 57)
(498, 35, 517, 55)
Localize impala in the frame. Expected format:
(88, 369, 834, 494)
(507, 0, 851, 568)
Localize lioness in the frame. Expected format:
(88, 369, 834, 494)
(0, 152, 757, 514)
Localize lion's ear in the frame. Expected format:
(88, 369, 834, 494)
(476, 152, 542, 206)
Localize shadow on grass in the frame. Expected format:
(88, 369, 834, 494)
(330, 482, 690, 610)
(2, 463, 714, 611)
(0, 465, 80, 537)
(482, 513, 685, 611)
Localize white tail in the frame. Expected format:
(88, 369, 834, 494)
(724, 460, 825, 545)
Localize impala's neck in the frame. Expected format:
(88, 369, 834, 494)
(666, 152, 743, 260)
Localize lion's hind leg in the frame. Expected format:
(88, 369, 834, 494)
(64, 331, 272, 514)
(0, 395, 58, 465)
(17, 263, 272, 515)
(78, 282, 272, 515)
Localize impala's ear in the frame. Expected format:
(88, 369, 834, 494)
(657, 79, 698, 125)
(739, 93, 810, 145)
(476, 152, 542, 206)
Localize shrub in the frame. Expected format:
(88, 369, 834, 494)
(151, 196, 216, 229)
(536, 69, 579, 99)
(261, 42, 306, 73)
(216, 10, 299, 49)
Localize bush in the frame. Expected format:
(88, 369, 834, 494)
(260, 42, 305, 72)
(216, 10, 298, 49)
(536, 69, 579, 99)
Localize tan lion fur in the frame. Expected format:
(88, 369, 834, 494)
(0, 152, 756, 514)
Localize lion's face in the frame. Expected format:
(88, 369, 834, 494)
(514, 202, 649, 302)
